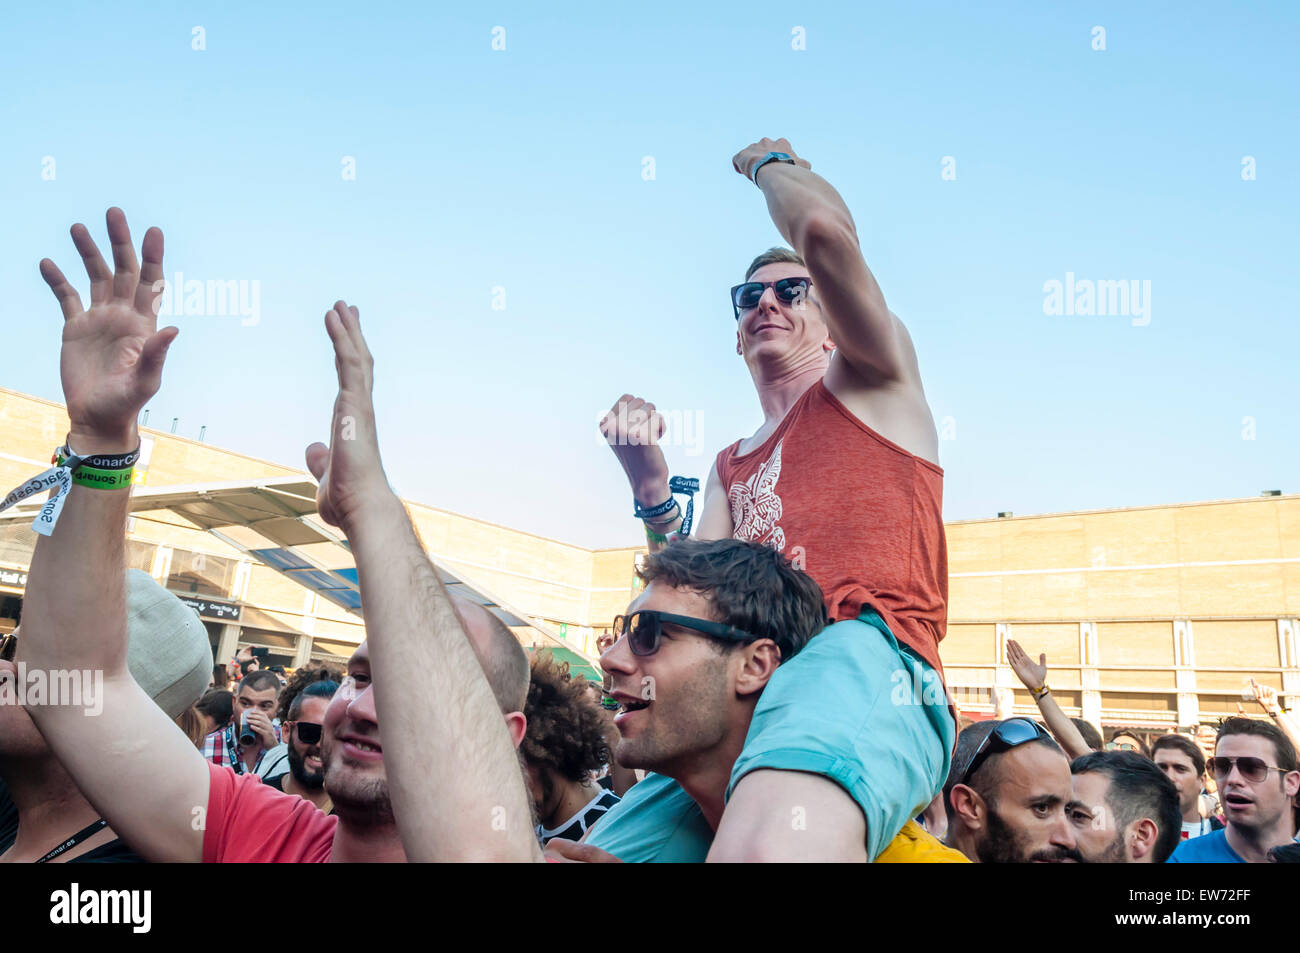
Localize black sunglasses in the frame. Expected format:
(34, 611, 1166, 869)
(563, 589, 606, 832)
(729, 277, 812, 319)
(294, 722, 323, 745)
(611, 610, 761, 657)
(1209, 756, 1288, 784)
(0, 632, 15, 663)
(958, 718, 1050, 787)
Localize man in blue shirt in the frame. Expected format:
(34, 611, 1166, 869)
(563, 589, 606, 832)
(1168, 717, 1299, 863)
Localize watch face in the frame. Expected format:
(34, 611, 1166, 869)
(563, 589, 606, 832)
(769, 152, 792, 161)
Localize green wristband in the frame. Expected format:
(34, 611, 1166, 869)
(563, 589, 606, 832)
(645, 527, 668, 545)
(70, 465, 135, 490)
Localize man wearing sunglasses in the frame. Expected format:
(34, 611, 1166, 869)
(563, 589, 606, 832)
(942, 718, 1081, 863)
(263, 681, 337, 814)
(594, 138, 953, 862)
(559, 538, 831, 862)
(1168, 717, 1300, 863)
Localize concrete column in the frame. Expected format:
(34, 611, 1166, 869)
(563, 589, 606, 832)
(292, 634, 314, 668)
(994, 623, 1017, 714)
(1079, 623, 1102, 725)
(215, 623, 241, 666)
(1174, 620, 1199, 727)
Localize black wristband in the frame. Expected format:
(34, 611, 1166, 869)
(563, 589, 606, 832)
(59, 435, 141, 471)
(634, 496, 678, 520)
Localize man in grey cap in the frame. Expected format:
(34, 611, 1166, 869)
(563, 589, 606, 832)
(0, 570, 212, 862)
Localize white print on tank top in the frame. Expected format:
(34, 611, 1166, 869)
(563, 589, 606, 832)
(728, 439, 786, 551)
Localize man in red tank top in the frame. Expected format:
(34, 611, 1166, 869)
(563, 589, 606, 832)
(596, 139, 954, 861)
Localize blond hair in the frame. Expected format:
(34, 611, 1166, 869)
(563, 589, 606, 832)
(745, 247, 805, 281)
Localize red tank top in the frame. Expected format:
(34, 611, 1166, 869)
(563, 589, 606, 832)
(715, 381, 948, 678)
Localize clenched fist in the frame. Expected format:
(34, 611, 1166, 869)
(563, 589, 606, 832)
(598, 394, 670, 507)
(732, 137, 812, 184)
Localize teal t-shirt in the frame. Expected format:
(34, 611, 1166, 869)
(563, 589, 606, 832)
(585, 773, 712, 862)
(1167, 829, 1243, 863)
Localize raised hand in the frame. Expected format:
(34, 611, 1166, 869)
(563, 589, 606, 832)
(304, 301, 392, 531)
(1006, 639, 1048, 691)
(40, 208, 177, 453)
(731, 137, 812, 183)
(598, 394, 670, 505)
(1249, 678, 1282, 716)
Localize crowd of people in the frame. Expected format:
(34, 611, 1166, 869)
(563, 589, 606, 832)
(0, 136, 1297, 864)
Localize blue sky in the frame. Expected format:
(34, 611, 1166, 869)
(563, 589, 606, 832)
(2, 2, 1296, 548)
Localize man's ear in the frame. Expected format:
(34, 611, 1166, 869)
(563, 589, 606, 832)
(734, 640, 782, 698)
(949, 784, 985, 832)
(1127, 817, 1159, 861)
(504, 711, 527, 749)
(1284, 769, 1300, 799)
(736, 330, 743, 356)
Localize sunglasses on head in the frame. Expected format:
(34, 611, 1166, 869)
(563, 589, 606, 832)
(1209, 756, 1287, 784)
(611, 610, 761, 657)
(1105, 741, 1138, 751)
(729, 277, 812, 320)
(0, 633, 15, 663)
(294, 722, 323, 745)
(958, 718, 1051, 787)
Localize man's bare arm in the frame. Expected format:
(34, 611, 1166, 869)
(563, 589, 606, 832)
(692, 462, 732, 542)
(1006, 640, 1093, 760)
(305, 302, 540, 862)
(23, 210, 208, 862)
(733, 137, 916, 386)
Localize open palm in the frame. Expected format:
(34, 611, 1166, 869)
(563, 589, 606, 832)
(41, 208, 177, 448)
(1006, 639, 1048, 690)
(304, 301, 389, 531)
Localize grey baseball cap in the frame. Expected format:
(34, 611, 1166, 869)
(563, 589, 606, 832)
(125, 569, 214, 719)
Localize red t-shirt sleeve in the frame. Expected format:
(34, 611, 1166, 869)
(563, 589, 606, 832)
(203, 763, 337, 862)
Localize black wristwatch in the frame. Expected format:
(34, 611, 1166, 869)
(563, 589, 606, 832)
(750, 151, 796, 185)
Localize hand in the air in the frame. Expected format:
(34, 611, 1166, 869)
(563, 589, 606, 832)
(731, 137, 811, 183)
(304, 301, 391, 531)
(41, 208, 177, 452)
(1006, 639, 1048, 691)
(599, 394, 670, 505)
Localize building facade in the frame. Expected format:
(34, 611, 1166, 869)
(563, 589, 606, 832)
(2, 387, 1295, 728)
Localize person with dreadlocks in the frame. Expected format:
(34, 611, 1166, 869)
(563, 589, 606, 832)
(521, 651, 621, 845)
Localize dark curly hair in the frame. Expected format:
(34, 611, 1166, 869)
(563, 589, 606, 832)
(275, 663, 345, 722)
(520, 650, 610, 784)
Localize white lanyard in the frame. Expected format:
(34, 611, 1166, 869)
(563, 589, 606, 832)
(0, 456, 83, 537)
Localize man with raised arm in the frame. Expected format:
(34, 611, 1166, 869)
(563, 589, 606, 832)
(20, 208, 538, 862)
(593, 139, 953, 862)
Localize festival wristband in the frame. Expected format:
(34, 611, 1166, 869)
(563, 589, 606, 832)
(56, 441, 140, 470)
(643, 499, 681, 527)
(1030, 683, 1050, 699)
(0, 455, 82, 537)
(633, 496, 678, 521)
(69, 465, 135, 490)
(645, 527, 669, 545)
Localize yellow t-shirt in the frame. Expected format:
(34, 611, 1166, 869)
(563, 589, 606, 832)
(874, 820, 970, 863)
